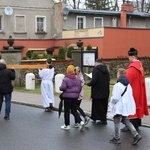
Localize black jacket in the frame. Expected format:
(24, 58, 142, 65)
(87, 64, 110, 99)
(0, 63, 16, 94)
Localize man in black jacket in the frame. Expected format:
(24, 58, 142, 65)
(0, 59, 16, 120)
(87, 59, 110, 124)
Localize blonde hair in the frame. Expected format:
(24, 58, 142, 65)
(117, 68, 126, 78)
(74, 66, 82, 78)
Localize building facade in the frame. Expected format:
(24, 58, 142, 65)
(0, 1, 150, 58)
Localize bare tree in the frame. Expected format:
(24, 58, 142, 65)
(133, 0, 150, 12)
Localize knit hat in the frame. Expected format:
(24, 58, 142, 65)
(128, 48, 138, 56)
(95, 58, 102, 63)
(67, 65, 74, 73)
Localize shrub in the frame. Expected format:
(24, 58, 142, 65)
(86, 45, 92, 50)
(58, 47, 66, 60)
(26, 50, 33, 59)
(67, 46, 74, 58)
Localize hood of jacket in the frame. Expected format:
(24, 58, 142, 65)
(0, 63, 6, 70)
(117, 77, 129, 86)
(95, 64, 108, 75)
(65, 73, 76, 79)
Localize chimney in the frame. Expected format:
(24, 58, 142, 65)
(120, 4, 134, 28)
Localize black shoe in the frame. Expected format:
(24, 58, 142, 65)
(97, 120, 107, 125)
(132, 134, 142, 145)
(4, 116, 10, 120)
(109, 137, 121, 144)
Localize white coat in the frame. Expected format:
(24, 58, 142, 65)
(39, 68, 54, 108)
(110, 82, 136, 117)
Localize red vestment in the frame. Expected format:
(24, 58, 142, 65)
(126, 60, 149, 119)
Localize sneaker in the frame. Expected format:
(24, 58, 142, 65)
(132, 134, 142, 145)
(80, 121, 85, 131)
(61, 125, 70, 130)
(4, 116, 10, 120)
(109, 137, 121, 144)
(84, 116, 90, 125)
(74, 123, 80, 128)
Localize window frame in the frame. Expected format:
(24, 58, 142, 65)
(94, 17, 103, 28)
(14, 15, 26, 33)
(35, 15, 46, 33)
(76, 16, 86, 29)
(0, 15, 3, 32)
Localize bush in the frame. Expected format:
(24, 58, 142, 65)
(26, 50, 33, 59)
(86, 45, 92, 50)
(67, 46, 74, 58)
(58, 47, 66, 60)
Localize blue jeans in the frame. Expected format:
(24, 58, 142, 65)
(0, 93, 12, 117)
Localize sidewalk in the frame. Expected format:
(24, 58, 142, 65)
(12, 91, 150, 127)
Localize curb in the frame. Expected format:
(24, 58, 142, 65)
(12, 101, 150, 128)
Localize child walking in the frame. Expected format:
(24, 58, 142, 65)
(39, 58, 54, 112)
(73, 66, 90, 127)
(109, 68, 142, 145)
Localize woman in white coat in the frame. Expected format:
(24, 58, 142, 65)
(109, 68, 141, 145)
(39, 58, 54, 112)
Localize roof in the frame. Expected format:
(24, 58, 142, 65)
(63, 7, 150, 17)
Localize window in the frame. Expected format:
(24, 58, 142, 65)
(76, 16, 86, 29)
(94, 17, 103, 28)
(15, 15, 26, 33)
(35, 16, 46, 32)
(0, 16, 2, 31)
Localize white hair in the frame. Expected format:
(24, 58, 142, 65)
(0, 59, 6, 64)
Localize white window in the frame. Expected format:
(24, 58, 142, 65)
(0, 16, 2, 31)
(76, 16, 86, 29)
(15, 15, 26, 33)
(94, 17, 103, 28)
(35, 16, 46, 32)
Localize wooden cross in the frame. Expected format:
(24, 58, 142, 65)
(7, 64, 47, 69)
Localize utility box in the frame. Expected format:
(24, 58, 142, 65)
(55, 74, 65, 93)
(145, 78, 150, 106)
(25, 73, 35, 90)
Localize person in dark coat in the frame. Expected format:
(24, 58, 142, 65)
(0, 59, 16, 120)
(87, 58, 110, 124)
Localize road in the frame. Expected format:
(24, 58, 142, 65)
(0, 103, 149, 150)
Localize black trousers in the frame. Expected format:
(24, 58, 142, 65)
(64, 98, 82, 126)
(130, 118, 141, 129)
(73, 99, 86, 123)
(91, 98, 108, 122)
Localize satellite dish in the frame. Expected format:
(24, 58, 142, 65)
(4, 6, 13, 15)
(63, 7, 69, 15)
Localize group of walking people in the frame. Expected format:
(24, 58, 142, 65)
(38, 47, 149, 145)
(0, 46, 148, 146)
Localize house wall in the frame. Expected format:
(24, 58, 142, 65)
(0, 0, 54, 39)
(128, 17, 147, 28)
(1, 27, 150, 59)
(103, 27, 150, 58)
(65, 14, 116, 29)
(0, 39, 55, 56)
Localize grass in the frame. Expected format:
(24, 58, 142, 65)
(14, 78, 117, 100)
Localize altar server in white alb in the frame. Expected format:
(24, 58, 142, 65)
(39, 58, 54, 112)
(109, 68, 141, 145)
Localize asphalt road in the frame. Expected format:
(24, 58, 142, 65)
(0, 103, 149, 150)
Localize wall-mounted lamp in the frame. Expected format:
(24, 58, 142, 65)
(62, 7, 69, 20)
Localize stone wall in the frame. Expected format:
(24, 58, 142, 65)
(18, 57, 150, 86)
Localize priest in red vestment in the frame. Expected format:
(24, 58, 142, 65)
(123, 48, 149, 131)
